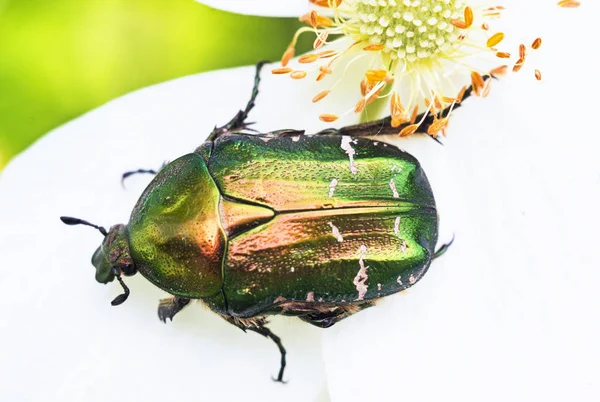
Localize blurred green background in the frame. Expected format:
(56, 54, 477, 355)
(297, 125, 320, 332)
(0, 0, 309, 169)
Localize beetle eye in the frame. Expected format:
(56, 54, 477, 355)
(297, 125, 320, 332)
(121, 264, 137, 276)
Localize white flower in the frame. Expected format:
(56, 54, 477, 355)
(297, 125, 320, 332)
(270, 0, 573, 138)
(1, 1, 598, 401)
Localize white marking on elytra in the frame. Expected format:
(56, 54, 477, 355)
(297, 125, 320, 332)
(397, 275, 403, 285)
(389, 178, 400, 198)
(400, 240, 407, 253)
(394, 217, 401, 235)
(340, 136, 358, 175)
(290, 267, 295, 273)
(377, 283, 382, 291)
(328, 222, 344, 242)
(409, 274, 416, 284)
(391, 165, 402, 173)
(306, 291, 315, 302)
(353, 245, 369, 301)
(329, 178, 338, 198)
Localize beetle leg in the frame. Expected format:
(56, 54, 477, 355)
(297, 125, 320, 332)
(121, 161, 168, 187)
(207, 61, 268, 141)
(316, 76, 490, 141)
(157, 296, 190, 323)
(270, 129, 306, 137)
(433, 235, 455, 260)
(246, 325, 287, 383)
(298, 303, 374, 328)
(223, 316, 287, 383)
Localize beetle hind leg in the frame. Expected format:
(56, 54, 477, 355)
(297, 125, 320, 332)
(223, 316, 287, 383)
(157, 296, 190, 323)
(207, 61, 268, 140)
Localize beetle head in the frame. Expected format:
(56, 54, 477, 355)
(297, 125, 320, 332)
(61, 216, 135, 306)
(92, 224, 136, 282)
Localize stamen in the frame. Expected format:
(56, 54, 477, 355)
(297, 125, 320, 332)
(442, 96, 460, 104)
(490, 65, 508, 76)
(428, 118, 448, 138)
(363, 44, 385, 51)
(271, 67, 293, 75)
(557, 1, 580, 8)
(487, 32, 505, 48)
(457, 86, 468, 103)
(318, 50, 338, 58)
(355, 99, 367, 113)
(290, 70, 308, 79)
(464, 7, 474, 28)
(281, 46, 295, 67)
(314, 31, 329, 49)
(312, 90, 331, 103)
(319, 113, 339, 122)
(519, 44, 526, 59)
(410, 106, 419, 125)
(310, 0, 342, 7)
(513, 59, 525, 72)
(399, 124, 419, 137)
(470, 71, 485, 95)
(299, 54, 319, 64)
(451, 19, 468, 29)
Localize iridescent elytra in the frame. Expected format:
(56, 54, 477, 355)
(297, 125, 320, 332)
(62, 62, 479, 382)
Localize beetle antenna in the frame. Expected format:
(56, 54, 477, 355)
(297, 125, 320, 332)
(111, 268, 130, 306)
(60, 216, 108, 236)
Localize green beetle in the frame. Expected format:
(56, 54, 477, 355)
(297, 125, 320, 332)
(62, 63, 476, 382)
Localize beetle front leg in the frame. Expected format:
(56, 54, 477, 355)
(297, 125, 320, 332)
(317, 76, 491, 139)
(157, 296, 190, 323)
(207, 61, 267, 141)
(223, 316, 287, 383)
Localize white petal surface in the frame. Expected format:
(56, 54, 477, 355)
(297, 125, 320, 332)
(196, 0, 309, 17)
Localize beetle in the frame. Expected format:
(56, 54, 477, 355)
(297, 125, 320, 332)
(62, 62, 481, 382)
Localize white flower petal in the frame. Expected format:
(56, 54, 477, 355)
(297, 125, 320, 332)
(196, 0, 310, 17)
(0, 67, 330, 401)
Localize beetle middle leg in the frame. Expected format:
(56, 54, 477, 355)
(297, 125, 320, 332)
(157, 296, 190, 323)
(207, 61, 268, 141)
(121, 161, 168, 186)
(298, 303, 374, 328)
(223, 316, 287, 383)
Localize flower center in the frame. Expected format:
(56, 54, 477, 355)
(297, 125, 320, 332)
(346, 0, 466, 64)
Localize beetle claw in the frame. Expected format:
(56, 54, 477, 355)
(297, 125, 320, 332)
(157, 296, 190, 323)
(271, 376, 287, 384)
(157, 308, 173, 324)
